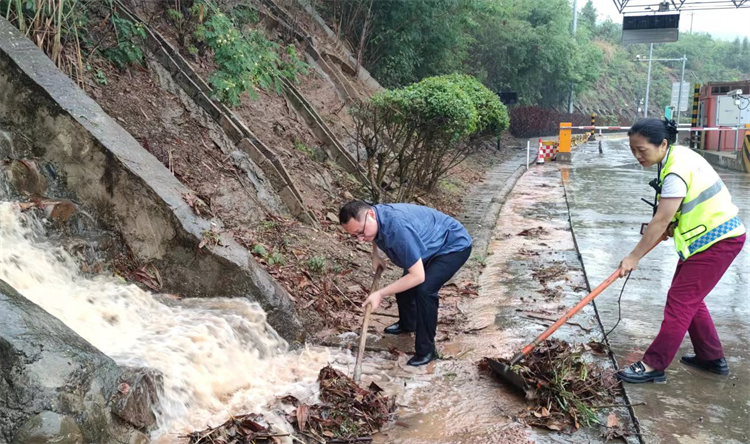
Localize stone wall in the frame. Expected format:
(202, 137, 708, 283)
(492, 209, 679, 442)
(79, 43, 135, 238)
(0, 280, 152, 444)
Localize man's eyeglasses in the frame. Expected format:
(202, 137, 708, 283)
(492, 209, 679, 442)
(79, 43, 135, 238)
(352, 215, 368, 239)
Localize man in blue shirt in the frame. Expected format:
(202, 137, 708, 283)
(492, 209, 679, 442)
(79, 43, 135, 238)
(339, 200, 472, 366)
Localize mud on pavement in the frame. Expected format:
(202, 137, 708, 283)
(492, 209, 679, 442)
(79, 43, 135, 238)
(339, 163, 641, 444)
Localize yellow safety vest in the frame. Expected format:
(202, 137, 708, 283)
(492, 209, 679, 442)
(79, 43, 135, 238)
(659, 145, 745, 260)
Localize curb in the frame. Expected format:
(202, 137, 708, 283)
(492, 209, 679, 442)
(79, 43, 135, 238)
(472, 161, 533, 257)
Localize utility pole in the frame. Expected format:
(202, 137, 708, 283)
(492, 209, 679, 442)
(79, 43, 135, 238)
(638, 51, 688, 121)
(644, 43, 653, 118)
(635, 79, 642, 121)
(675, 54, 687, 124)
(568, 0, 578, 114)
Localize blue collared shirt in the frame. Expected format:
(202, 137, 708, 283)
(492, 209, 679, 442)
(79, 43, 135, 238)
(373, 203, 472, 270)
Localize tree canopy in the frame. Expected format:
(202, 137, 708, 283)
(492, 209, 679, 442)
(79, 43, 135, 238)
(317, 0, 750, 113)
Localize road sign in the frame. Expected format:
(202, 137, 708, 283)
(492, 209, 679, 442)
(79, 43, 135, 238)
(622, 14, 680, 44)
(671, 82, 691, 112)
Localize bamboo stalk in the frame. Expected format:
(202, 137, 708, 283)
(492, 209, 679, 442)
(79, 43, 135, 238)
(51, 0, 63, 66)
(26, 0, 42, 38)
(15, 0, 25, 32)
(74, 22, 84, 88)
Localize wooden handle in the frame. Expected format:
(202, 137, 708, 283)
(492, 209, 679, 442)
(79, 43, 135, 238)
(510, 235, 665, 366)
(353, 268, 382, 383)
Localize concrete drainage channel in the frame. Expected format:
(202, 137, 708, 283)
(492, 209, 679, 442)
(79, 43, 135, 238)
(561, 178, 646, 444)
(461, 156, 645, 443)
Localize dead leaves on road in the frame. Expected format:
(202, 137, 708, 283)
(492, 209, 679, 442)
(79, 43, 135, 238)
(481, 339, 632, 440)
(284, 366, 396, 442)
(185, 366, 395, 444)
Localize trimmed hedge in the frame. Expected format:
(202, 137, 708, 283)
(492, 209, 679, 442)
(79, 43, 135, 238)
(509, 106, 589, 138)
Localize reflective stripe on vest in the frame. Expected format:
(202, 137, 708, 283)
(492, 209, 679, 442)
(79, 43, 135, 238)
(659, 146, 745, 260)
(680, 178, 724, 215)
(685, 216, 742, 257)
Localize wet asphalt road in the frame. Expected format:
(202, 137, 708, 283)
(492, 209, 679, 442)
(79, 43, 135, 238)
(563, 138, 750, 444)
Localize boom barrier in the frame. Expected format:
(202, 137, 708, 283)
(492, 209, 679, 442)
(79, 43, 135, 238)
(563, 126, 745, 132)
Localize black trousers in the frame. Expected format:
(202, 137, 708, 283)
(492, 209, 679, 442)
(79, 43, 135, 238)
(396, 246, 472, 355)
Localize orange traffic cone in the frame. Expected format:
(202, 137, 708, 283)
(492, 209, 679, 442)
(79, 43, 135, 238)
(536, 139, 545, 164)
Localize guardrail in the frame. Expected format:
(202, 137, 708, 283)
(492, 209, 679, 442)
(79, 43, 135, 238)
(557, 123, 750, 163)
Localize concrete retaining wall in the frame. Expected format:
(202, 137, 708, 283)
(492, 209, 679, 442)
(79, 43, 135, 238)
(0, 17, 305, 343)
(693, 141, 749, 174)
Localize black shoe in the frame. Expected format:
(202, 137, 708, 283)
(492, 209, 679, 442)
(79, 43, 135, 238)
(680, 355, 729, 375)
(407, 350, 437, 367)
(616, 361, 667, 384)
(384, 322, 413, 335)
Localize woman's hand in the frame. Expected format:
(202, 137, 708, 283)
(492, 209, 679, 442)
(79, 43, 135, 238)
(363, 290, 383, 311)
(618, 254, 639, 278)
(666, 222, 676, 239)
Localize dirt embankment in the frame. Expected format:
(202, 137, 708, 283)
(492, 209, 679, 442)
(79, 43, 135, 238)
(45, 0, 517, 337)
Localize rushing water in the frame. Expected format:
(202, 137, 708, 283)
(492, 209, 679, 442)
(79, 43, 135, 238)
(0, 199, 352, 439)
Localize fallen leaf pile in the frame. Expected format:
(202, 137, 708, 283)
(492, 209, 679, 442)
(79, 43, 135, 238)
(284, 366, 396, 442)
(183, 366, 396, 444)
(516, 226, 548, 238)
(183, 413, 280, 443)
(481, 339, 620, 432)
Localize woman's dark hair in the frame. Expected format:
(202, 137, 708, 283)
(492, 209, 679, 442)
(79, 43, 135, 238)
(628, 118, 678, 146)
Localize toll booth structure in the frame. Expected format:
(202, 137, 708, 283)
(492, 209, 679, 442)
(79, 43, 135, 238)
(698, 80, 750, 151)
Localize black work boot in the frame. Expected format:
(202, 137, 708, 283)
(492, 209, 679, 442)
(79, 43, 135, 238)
(384, 322, 413, 335)
(407, 349, 437, 367)
(616, 361, 667, 384)
(680, 355, 729, 375)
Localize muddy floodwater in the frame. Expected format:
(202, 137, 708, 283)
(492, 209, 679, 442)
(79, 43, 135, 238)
(0, 199, 358, 441)
(564, 138, 750, 444)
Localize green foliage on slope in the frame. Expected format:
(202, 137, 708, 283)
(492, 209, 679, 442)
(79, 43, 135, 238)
(317, 0, 749, 115)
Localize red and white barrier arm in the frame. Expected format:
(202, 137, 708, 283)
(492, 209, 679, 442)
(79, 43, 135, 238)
(566, 126, 747, 132)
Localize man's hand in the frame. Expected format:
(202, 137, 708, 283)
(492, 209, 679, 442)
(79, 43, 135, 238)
(617, 254, 639, 278)
(363, 290, 383, 311)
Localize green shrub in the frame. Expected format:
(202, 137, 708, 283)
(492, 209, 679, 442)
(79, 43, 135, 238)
(252, 244, 268, 257)
(93, 68, 108, 85)
(306, 256, 326, 274)
(293, 139, 326, 161)
(444, 74, 510, 137)
(293, 139, 313, 156)
(229, 4, 259, 27)
(103, 16, 147, 69)
(353, 74, 508, 201)
(0, 0, 145, 82)
(268, 252, 286, 266)
(194, 4, 308, 106)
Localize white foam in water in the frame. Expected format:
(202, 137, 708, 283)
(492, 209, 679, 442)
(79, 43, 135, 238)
(0, 202, 353, 439)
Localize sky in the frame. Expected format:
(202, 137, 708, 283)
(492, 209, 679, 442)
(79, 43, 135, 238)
(591, 0, 750, 41)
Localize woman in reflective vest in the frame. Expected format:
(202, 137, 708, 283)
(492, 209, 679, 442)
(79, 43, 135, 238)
(616, 118, 746, 384)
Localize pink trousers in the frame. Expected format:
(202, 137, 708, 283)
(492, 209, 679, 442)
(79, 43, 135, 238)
(642, 234, 745, 371)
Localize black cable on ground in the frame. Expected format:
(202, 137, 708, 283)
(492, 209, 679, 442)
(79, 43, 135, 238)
(605, 271, 631, 338)
(560, 172, 646, 444)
